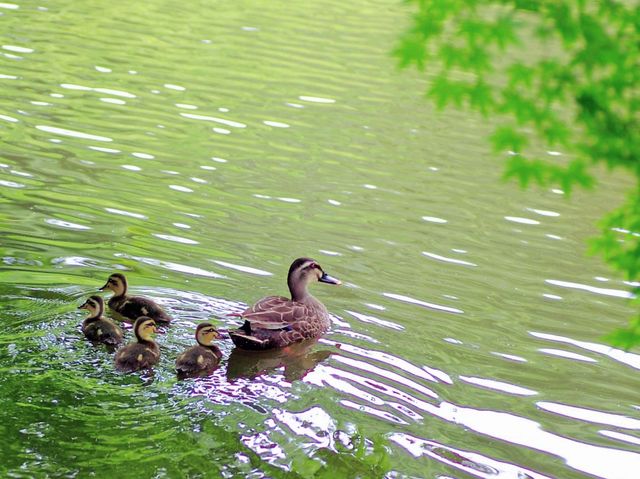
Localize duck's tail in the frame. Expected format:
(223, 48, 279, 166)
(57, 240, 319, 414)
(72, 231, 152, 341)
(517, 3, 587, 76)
(229, 331, 271, 351)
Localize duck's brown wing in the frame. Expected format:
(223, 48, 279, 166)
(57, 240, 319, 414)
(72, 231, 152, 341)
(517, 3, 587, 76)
(242, 296, 312, 330)
(112, 296, 172, 324)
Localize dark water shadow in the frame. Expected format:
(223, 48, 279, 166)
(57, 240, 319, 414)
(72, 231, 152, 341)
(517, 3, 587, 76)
(176, 363, 222, 381)
(226, 339, 337, 382)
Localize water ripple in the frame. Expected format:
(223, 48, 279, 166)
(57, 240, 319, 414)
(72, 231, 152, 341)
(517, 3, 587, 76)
(537, 402, 640, 429)
(36, 125, 112, 142)
(383, 292, 464, 314)
(546, 278, 634, 299)
(459, 376, 537, 396)
(213, 260, 273, 276)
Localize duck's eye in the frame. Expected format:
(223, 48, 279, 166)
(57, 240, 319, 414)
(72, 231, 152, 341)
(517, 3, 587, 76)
(308, 262, 318, 269)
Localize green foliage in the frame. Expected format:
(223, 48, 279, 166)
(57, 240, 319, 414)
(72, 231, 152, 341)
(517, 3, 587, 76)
(395, 0, 640, 348)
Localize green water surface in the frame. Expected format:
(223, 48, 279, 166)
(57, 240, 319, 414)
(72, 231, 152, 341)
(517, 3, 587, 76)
(1, 1, 639, 478)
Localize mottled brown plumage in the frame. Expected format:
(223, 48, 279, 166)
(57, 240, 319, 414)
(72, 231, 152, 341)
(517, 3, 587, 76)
(230, 258, 341, 351)
(100, 273, 172, 324)
(175, 322, 222, 378)
(114, 316, 160, 372)
(78, 295, 124, 346)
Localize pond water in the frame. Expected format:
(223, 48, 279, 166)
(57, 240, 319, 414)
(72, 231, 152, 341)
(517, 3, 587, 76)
(1, 1, 639, 478)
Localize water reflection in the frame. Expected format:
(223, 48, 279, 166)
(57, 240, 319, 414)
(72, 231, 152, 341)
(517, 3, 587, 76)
(3, 0, 640, 477)
(226, 340, 335, 382)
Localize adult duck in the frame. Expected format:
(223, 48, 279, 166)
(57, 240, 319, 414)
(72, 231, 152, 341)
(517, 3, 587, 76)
(229, 257, 340, 351)
(99, 273, 172, 324)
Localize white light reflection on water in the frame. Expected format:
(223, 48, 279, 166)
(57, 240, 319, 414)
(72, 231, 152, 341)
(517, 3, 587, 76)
(530, 331, 640, 370)
(44, 218, 91, 230)
(298, 96, 336, 103)
(392, 403, 640, 479)
(422, 251, 477, 267)
(89, 146, 120, 153)
(537, 402, 640, 429)
(169, 185, 193, 193)
(153, 234, 199, 245)
(99, 97, 125, 105)
(383, 292, 464, 314)
(114, 253, 225, 279)
(213, 260, 272, 276)
(321, 340, 440, 384)
(599, 430, 640, 446)
(421, 215, 447, 223)
(390, 433, 553, 479)
(36, 125, 112, 142)
(274, 407, 334, 446)
(263, 120, 290, 128)
(459, 376, 537, 396)
(545, 279, 634, 299)
(538, 348, 597, 363)
(104, 207, 147, 219)
(60, 83, 136, 99)
(0, 180, 24, 188)
(504, 216, 540, 225)
(344, 310, 404, 331)
(2, 44, 33, 53)
(132, 152, 154, 159)
(180, 112, 246, 128)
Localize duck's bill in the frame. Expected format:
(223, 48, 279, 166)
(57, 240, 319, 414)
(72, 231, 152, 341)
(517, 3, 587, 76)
(98, 282, 108, 291)
(78, 303, 88, 310)
(319, 272, 341, 285)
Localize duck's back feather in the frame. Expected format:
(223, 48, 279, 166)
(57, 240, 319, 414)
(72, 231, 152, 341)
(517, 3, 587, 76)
(231, 296, 330, 350)
(108, 295, 171, 324)
(175, 345, 221, 376)
(82, 318, 124, 345)
(114, 342, 160, 372)
(242, 296, 314, 329)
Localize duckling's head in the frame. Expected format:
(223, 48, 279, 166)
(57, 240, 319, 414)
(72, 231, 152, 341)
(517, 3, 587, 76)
(195, 322, 221, 346)
(287, 257, 341, 300)
(100, 273, 127, 296)
(78, 295, 104, 318)
(133, 316, 157, 342)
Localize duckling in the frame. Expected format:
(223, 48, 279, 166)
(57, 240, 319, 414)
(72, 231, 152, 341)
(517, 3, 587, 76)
(99, 273, 172, 324)
(175, 322, 223, 378)
(229, 257, 341, 351)
(78, 295, 124, 346)
(114, 316, 160, 372)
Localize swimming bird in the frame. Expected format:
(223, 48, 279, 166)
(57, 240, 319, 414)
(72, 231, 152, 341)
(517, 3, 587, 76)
(175, 322, 223, 378)
(229, 257, 341, 351)
(78, 295, 124, 346)
(99, 273, 172, 324)
(114, 316, 160, 372)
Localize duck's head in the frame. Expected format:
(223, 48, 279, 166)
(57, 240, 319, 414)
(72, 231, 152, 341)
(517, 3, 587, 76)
(78, 295, 104, 318)
(195, 322, 221, 346)
(133, 316, 157, 342)
(100, 273, 127, 296)
(287, 257, 341, 300)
